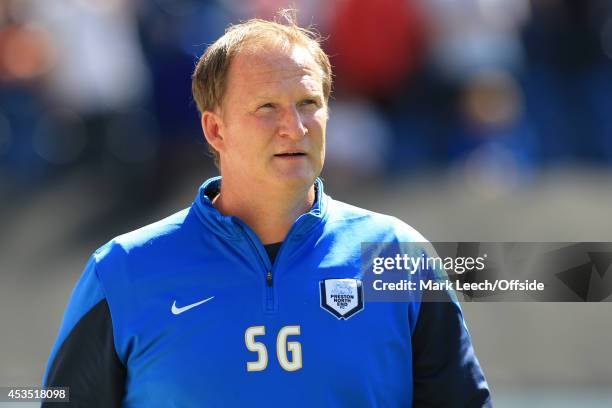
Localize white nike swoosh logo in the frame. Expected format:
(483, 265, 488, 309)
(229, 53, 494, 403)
(171, 296, 215, 315)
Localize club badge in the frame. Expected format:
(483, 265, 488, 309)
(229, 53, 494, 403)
(319, 278, 364, 320)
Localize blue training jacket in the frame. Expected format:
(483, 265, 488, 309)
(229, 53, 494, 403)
(43, 177, 491, 407)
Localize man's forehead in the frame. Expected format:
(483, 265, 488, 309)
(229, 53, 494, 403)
(231, 44, 323, 84)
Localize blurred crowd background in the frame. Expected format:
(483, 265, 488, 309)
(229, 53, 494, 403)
(1, 0, 612, 407)
(2, 0, 612, 198)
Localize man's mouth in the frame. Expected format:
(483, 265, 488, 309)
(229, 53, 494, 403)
(274, 152, 306, 157)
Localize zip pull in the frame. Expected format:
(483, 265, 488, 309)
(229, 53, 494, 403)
(266, 271, 273, 287)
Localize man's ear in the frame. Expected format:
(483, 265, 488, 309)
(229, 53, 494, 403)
(201, 111, 225, 153)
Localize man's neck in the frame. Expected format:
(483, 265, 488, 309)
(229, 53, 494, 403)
(212, 179, 316, 245)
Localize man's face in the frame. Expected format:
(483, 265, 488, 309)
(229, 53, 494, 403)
(215, 44, 327, 191)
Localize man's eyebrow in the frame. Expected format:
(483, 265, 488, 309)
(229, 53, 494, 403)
(251, 91, 322, 101)
(250, 95, 277, 106)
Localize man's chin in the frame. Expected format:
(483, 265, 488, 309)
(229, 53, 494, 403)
(268, 169, 317, 190)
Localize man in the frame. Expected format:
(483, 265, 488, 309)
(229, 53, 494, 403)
(43, 12, 492, 407)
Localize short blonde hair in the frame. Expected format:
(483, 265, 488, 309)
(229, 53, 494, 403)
(191, 10, 332, 166)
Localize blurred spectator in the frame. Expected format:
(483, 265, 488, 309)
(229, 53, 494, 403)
(325, 98, 393, 187)
(423, 0, 530, 82)
(453, 70, 536, 157)
(522, 0, 612, 163)
(21, 0, 161, 209)
(0, 0, 56, 187)
(30, 0, 150, 114)
(137, 0, 230, 147)
(327, 0, 427, 98)
(450, 69, 540, 197)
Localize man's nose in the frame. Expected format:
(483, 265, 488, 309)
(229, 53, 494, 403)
(279, 106, 307, 140)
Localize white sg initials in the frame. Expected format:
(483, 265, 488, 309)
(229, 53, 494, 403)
(245, 325, 302, 372)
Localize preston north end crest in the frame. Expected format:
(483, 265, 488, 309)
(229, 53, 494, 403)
(320, 279, 364, 320)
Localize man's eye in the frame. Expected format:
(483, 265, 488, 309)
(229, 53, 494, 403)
(259, 103, 274, 109)
(300, 99, 318, 107)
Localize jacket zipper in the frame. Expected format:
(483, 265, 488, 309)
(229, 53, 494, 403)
(235, 212, 311, 313)
(235, 221, 276, 312)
